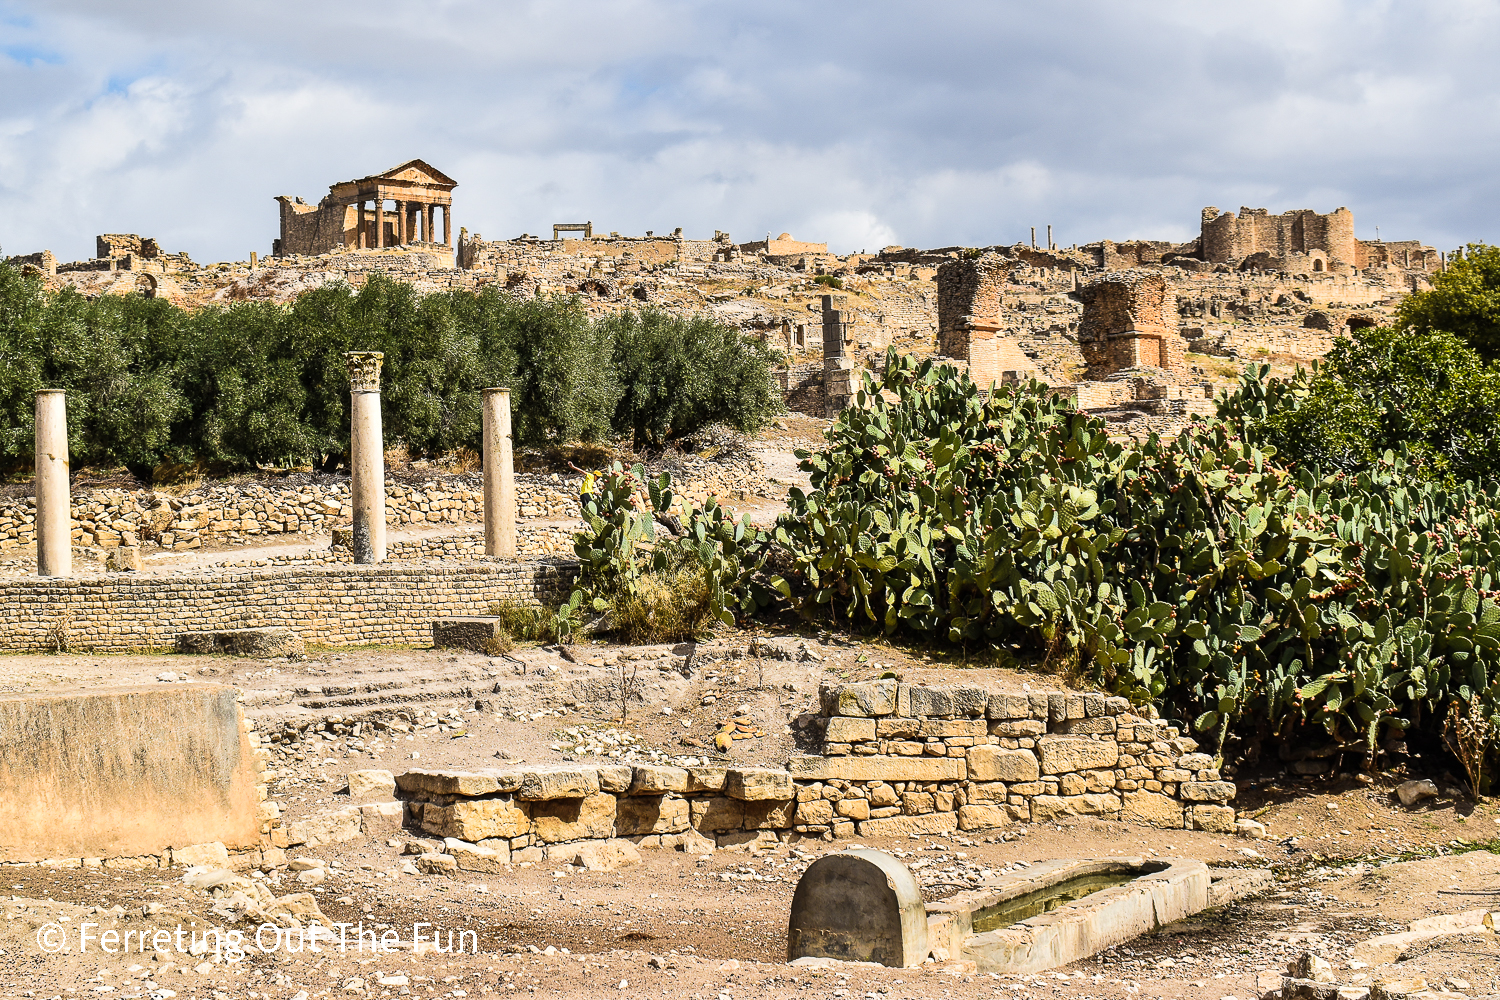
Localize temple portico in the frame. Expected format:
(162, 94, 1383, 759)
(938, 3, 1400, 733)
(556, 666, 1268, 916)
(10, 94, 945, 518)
(274, 160, 457, 256)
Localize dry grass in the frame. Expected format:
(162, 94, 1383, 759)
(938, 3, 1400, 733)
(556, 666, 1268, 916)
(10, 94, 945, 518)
(484, 599, 560, 645)
(438, 447, 481, 475)
(611, 564, 712, 645)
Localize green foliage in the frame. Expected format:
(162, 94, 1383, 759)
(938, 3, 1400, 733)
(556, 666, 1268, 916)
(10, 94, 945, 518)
(485, 593, 585, 646)
(813, 275, 844, 289)
(0, 264, 779, 472)
(1221, 327, 1500, 484)
(599, 309, 781, 449)
(1397, 243, 1500, 361)
(582, 349, 1500, 766)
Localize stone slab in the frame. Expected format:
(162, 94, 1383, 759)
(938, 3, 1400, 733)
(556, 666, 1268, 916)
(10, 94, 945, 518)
(787, 756, 967, 783)
(176, 627, 304, 657)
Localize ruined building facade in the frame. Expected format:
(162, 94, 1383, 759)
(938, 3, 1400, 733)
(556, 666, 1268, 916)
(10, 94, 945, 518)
(1200, 206, 1357, 274)
(1076, 273, 1187, 372)
(274, 160, 457, 257)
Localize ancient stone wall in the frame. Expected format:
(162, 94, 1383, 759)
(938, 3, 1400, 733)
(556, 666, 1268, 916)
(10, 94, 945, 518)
(392, 679, 1234, 864)
(1200, 206, 1358, 273)
(1076, 273, 1187, 373)
(0, 559, 576, 652)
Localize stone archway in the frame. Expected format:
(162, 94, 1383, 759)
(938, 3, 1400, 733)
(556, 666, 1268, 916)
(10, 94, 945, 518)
(1346, 314, 1376, 331)
(1312, 258, 1325, 272)
(135, 273, 158, 299)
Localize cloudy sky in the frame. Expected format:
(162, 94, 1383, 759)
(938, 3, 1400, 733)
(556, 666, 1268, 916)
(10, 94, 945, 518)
(1, 1, 1496, 263)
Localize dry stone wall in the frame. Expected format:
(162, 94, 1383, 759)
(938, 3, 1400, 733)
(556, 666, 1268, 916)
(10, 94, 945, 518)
(0, 559, 575, 652)
(393, 679, 1235, 866)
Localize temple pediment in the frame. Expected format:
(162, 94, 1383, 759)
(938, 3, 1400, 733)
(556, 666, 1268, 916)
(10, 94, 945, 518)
(372, 160, 457, 190)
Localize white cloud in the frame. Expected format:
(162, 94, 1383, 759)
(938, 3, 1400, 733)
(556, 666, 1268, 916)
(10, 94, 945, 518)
(1, 0, 1498, 262)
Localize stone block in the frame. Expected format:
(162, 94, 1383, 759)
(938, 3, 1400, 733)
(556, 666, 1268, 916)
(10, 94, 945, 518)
(987, 720, 1045, 738)
(786, 850, 928, 968)
(176, 628, 304, 657)
(629, 765, 689, 795)
(422, 798, 529, 841)
(690, 796, 745, 833)
(430, 617, 503, 652)
(796, 799, 835, 825)
(443, 837, 509, 872)
(1053, 716, 1117, 736)
(1187, 804, 1237, 833)
(519, 766, 601, 801)
(786, 755, 966, 783)
(558, 838, 641, 871)
(347, 769, 396, 800)
(531, 792, 616, 843)
(743, 799, 797, 830)
(105, 546, 141, 572)
(825, 717, 876, 743)
(821, 680, 899, 717)
(726, 768, 794, 801)
(357, 802, 404, 838)
(616, 796, 689, 836)
(596, 765, 633, 793)
(686, 767, 727, 793)
(876, 718, 986, 739)
(286, 807, 362, 847)
(857, 812, 958, 838)
(835, 798, 869, 821)
(966, 746, 1039, 783)
(956, 805, 1010, 831)
(985, 693, 1031, 720)
(1037, 736, 1118, 774)
(416, 852, 457, 876)
(1179, 781, 1235, 803)
(172, 842, 229, 868)
(1177, 753, 1215, 770)
(1030, 793, 1122, 822)
(395, 768, 520, 798)
(1120, 791, 1184, 830)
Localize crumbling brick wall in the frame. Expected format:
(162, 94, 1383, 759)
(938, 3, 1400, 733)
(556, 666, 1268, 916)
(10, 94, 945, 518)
(1076, 272, 1186, 373)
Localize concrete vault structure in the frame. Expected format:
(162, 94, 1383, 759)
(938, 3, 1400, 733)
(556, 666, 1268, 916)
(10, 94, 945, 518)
(274, 159, 458, 256)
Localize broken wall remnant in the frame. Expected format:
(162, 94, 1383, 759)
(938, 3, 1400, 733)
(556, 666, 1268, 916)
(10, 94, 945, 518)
(934, 254, 1041, 386)
(0, 684, 261, 862)
(1076, 273, 1187, 374)
(1200, 205, 1358, 274)
(275, 159, 458, 256)
(822, 294, 858, 416)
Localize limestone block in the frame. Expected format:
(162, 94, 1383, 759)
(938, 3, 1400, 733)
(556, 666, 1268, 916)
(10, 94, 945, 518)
(825, 717, 876, 743)
(690, 796, 745, 833)
(857, 812, 958, 838)
(1053, 716, 1117, 736)
(443, 838, 509, 872)
(1177, 753, 1215, 770)
(629, 765, 689, 795)
(597, 765, 634, 793)
(877, 718, 986, 740)
(531, 792, 616, 843)
(105, 546, 141, 572)
(988, 720, 1046, 738)
(396, 769, 520, 798)
(1187, 805, 1236, 833)
(787, 755, 966, 783)
(616, 795, 689, 836)
(965, 781, 1008, 802)
(422, 798, 529, 841)
(686, 766, 727, 793)
(1030, 793, 1121, 822)
(966, 746, 1039, 783)
(835, 798, 870, 821)
(286, 807, 362, 847)
(430, 617, 504, 652)
(744, 799, 797, 830)
(1037, 736, 1119, 775)
(172, 842, 230, 868)
(1179, 780, 1235, 803)
(347, 769, 396, 800)
(796, 799, 835, 825)
(726, 768, 794, 801)
(416, 852, 457, 876)
(176, 627, 304, 657)
(956, 805, 1010, 831)
(519, 766, 601, 801)
(1120, 791, 1185, 829)
(358, 802, 404, 838)
(986, 693, 1032, 720)
(558, 838, 642, 871)
(821, 680, 899, 717)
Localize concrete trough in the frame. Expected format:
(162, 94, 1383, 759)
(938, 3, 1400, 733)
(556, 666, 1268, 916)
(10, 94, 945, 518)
(789, 852, 1213, 974)
(927, 857, 1211, 973)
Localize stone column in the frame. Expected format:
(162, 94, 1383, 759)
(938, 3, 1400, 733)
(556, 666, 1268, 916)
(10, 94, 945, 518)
(426, 205, 436, 245)
(344, 352, 385, 564)
(376, 199, 386, 249)
(482, 387, 517, 558)
(354, 202, 365, 249)
(35, 390, 70, 578)
(396, 200, 407, 245)
(442, 205, 452, 246)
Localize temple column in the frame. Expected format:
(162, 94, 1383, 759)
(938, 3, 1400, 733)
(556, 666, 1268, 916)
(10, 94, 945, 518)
(396, 200, 407, 245)
(376, 199, 386, 249)
(482, 387, 516, 558)
(442, 205, 452, 246)
(35, 390, 69, 578)
(427, 204, 436, 246)
(355, 201, 366, 249)
(344, 352, 386, 564)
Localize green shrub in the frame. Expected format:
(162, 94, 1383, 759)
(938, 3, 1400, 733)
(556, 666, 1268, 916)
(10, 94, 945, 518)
(812, 275, 843, 289)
